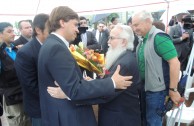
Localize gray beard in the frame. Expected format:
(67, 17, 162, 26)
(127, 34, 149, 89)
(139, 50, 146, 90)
(105, 46, 126, 70)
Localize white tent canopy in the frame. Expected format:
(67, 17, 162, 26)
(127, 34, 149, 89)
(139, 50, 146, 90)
(0, 0, 193, 24)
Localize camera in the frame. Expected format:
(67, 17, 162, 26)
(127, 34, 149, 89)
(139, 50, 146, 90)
(182, 15, 194, 29)
(71, 23, 88, 45)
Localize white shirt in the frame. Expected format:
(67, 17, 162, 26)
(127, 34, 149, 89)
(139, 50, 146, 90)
(81, 33, 87, 48)
(95, 30, 102, 43)
(51, 32, 69, 47)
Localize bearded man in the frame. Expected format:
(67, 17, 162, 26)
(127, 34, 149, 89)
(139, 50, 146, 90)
(97, 25, 141, 126)
(47, 25, 141, 126)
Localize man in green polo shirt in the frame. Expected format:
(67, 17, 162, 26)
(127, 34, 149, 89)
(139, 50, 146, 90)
(132, 10, 181, 126)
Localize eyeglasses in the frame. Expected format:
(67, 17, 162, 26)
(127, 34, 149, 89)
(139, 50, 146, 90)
(108, 36, 123, 40)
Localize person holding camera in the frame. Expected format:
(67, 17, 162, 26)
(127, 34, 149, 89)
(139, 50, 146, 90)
(77, 16, 99, 78)
(169, 13, 193, 71)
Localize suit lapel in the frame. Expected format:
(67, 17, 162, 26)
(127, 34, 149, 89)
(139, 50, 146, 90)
(33, 38, 41, 50)
(49, 34, 83, 77)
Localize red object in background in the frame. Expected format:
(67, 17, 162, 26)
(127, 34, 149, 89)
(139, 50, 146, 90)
(105, 70, 110, 75)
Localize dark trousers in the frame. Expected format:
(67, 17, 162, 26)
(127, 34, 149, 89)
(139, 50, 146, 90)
(138, 81, 147, 126)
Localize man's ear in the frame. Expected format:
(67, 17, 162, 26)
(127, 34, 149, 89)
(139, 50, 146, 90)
(122, 39, 127, 47)
(35, 27, 41, 35)
(59, 19, 65, 28)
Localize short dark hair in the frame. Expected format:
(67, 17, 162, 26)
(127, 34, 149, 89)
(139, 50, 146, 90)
(48, 6, 79, 33)
(152, 21, 165, 31)
(33, 13, 49, 37)
(111, 17, 117, 23)
(79, 16, 87, 21)
(18, 20, 32, 29)
(0, 22, 13, 33)
(97, 21, 105, 25)
(127, 17, 132, 24)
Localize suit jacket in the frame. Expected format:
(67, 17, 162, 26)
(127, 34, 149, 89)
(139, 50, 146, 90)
(85, 31, 99, 50)
(14, 35, 29, 46)
(98, 50, 141, 126)
(38, 34, 115, 126)
(168, 24, 193, 58)
(92, 29, 109, 54)
(15, 37, 41, 118)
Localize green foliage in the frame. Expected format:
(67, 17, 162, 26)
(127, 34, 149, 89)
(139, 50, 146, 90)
(107, 13, 119, 22)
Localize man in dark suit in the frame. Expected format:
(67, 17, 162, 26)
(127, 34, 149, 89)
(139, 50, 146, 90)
(169, 14, 193, 71)
(15, 13, 49, 126)
(78, 16, 99, 78)
(92, 21, 109, 55)
(78, 16, 98, 50)
(14, 20, 33, 48)
(47, 25, 142, 126)
(38, 6, 132, 126)
(97, 25, 141, 126)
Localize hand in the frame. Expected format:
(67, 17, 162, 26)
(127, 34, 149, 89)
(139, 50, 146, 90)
(47, 81, 68, 99)
(16, 44, 24, 49)
(111, 65, 133, 89)
(84, 76, 93, 81)
(98, 67, 106, 78)
(169, 91, 183, 106)
(182, 33, 189, 40)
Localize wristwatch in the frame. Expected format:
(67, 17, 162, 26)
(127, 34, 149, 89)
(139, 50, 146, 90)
(169, 88, 178, 92)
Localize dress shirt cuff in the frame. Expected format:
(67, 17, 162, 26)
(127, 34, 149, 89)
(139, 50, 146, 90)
(111, 77, 116, 88)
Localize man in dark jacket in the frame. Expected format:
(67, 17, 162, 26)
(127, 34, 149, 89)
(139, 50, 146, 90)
(0, 22, 31, 126)
(14, 20, 33, 48)
(15, 14, 49, 126)
(37, 6, 132, 126)
(77, 16, 99, 78)
(48, 25, 142, 126)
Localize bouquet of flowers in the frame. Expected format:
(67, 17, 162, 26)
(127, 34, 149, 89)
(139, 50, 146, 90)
(69, 42, 104, 74)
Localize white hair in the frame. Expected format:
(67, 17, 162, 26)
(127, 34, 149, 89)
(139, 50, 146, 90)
(113, 25, 134, 51)
(132, 10, 154, 23)
(105, 45, 125, 70)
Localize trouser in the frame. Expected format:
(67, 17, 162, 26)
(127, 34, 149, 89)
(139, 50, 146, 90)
(138, 82, 147, 126)
(146, 90, 167, 126)
(3, 96, 31, 126)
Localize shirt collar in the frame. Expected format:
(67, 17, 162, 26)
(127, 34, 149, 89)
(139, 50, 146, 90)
(36, 37, 43, 45)
(51, 32, 69, 47)
(22, 35, 32, 42)
(5, 43, 15, 52)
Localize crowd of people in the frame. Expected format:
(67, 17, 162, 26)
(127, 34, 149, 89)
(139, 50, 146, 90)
(0, 6, 193, 126)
